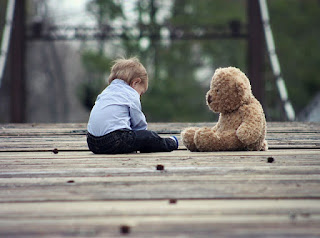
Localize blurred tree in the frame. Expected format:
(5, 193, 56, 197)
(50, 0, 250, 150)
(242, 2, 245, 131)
(77, 50, 112, 110)
(78, 0, 320, 121)
(77, 0, 123, 111)
(141, 0, 247, 122)
(79, 0, 247, 122)
(0, 1, 7, 41)
(268, 0, 320, 116)
(0, 0, 8, 122)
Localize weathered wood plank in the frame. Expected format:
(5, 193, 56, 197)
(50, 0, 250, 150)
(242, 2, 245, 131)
(1, 199, 319, 219)
(1, 173, 320, 182)
(1, 149, 319, 158)
(1, 156, 320, 168)
(0, 175, 319, 201)
(1, 221, 319, 238)
(1, 217, 319, 238)
(0, 122, 319, 237)
(0, 122, 319, 151)
(1, 122, 319, 136)
(0, 131, 320, 151)
(1, 179, 319, 201)
(0, 149, 319, 168)
(1, 152, 320, 169)
(0, 200, 319, 237)
(1, 149, 319, 201)
(0, 136, 88, 151)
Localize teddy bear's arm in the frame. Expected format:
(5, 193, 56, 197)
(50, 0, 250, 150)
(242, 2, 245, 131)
(236, 104, 264, 146)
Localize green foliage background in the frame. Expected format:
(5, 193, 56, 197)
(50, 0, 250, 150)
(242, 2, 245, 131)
(78, 0, 320, 122)
(0, 1, 8, 52)
(268, 0, 320, 112)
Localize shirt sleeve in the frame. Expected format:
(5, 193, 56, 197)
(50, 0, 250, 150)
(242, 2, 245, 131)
(129, 98, 148, 131)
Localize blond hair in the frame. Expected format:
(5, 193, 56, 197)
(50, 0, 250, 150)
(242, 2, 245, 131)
(108, 57, 148, 85)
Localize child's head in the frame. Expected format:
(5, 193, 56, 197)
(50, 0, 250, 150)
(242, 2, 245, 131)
(108, 57, 148, 95)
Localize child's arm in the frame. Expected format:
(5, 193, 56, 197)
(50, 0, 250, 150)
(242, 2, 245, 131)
(129, 106, 147, 130)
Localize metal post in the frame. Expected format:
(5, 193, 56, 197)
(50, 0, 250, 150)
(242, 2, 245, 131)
(258, 0, 295, 121)
(10, 0, 26, 122)
(247, 0, 264, 105)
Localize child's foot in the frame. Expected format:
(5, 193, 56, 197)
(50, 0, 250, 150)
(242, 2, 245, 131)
(169, 136, 179, 149)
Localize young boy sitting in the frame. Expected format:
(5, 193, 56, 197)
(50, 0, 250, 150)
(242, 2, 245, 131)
(87, 57, 179, 154)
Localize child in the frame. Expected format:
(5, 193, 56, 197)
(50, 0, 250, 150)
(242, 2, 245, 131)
(87, 57, 178, 154)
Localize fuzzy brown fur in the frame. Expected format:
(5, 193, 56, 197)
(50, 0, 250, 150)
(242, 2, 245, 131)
(181, 67, 268, 152)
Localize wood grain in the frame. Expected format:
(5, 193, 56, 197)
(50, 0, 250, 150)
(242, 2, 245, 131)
(0, 122, 319, 237)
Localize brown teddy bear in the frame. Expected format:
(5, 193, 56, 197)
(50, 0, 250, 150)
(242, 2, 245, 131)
(181, 67, 268, 152)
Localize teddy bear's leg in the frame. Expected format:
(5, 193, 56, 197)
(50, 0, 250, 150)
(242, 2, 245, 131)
(194, 127, 223, 151)
(195, 129, 243, 151)
(181, 127, 199, 152)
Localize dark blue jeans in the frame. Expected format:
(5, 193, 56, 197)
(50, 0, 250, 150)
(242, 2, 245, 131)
(87, 129, 177, 154)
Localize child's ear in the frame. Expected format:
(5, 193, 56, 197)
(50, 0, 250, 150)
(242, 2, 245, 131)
(131, 78, 141, 87)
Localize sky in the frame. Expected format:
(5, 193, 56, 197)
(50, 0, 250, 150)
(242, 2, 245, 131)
(47, 0, 94, 25)
(45, 0, 171, 49)
(47, 0, 139, 26)
(47, 0, 171, 26)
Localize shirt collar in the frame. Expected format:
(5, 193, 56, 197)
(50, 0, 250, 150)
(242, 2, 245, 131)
(111, 79, 140, 97)
(112, 79, 127, 85)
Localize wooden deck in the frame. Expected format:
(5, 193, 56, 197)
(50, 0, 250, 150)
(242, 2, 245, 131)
(0, 122, 320, 237)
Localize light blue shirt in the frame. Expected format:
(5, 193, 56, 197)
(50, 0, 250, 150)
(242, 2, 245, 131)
(87, 79, 147, 137)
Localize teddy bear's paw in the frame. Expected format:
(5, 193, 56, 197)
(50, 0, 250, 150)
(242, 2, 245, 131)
(261, 140, 268, 151)
(181, 127, 199, 152)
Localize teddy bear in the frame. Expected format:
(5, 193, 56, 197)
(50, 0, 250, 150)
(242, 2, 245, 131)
(181, 67, 268, 152)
